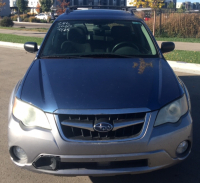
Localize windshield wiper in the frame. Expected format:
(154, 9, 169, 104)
(40, 53, 138, 59)
(76, 53, 137, 58)
(40, 55, 88, 59)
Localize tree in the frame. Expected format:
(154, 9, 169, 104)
(177, 4, 186, 13)
(40, 0, 51, 12)
(16, 0, 28, 13)
(36, 3, 41, 14)
(129, 0, 164, 36)
(0, 0, 6, 12)
(167, 2, 174, 9)
(56, 0, 70, 15)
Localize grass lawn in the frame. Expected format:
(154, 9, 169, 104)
(156, 37, 200, 43)
(0, 33, 200, 64)
(0, 26, 48, 32)
(0, 33, 43, 45)
(164, 50, 200, 64)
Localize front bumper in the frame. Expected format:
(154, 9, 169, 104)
(8, 111, 193, 176)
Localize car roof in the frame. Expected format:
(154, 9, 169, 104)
(56, 9, 142, 21)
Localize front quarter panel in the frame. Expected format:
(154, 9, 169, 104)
(8, 80, 22, 122)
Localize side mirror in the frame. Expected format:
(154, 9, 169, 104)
(161, 42, 175, 53)
(24, 42, 38, 53)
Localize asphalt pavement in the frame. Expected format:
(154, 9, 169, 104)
(0, 46, 200, 183)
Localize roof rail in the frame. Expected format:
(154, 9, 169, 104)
(65, 8, 72, 14)
(68, 5, 136, 14)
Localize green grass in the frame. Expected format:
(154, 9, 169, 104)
(0, 33, 43, 45)
(0, 33, 200, 64)
(164, 50, 200, 64)
(156, 37, 200, 43)
(0, 26, 48, 32)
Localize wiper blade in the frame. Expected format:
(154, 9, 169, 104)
(77, 53, 137, 58)
(40, 55, 86, 59)
(40, 54, 138, 59)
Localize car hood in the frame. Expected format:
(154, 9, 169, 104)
(20, 58, 183, 113)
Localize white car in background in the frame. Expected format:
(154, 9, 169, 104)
(35, 13, 48, 20)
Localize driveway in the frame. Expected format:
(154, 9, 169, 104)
(0, 46, 200, 183)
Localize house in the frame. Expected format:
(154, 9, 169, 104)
(10, 0, 40, 14)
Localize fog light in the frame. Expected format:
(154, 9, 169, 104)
(13, 146, 27, 161)
(176, 141, 189, 154)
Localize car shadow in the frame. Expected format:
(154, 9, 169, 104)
(89, 75, 200, 183)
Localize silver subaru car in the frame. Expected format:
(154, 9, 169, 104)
(8, 8, 192, 176)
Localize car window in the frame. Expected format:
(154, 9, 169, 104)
(40, 20, 158, 58)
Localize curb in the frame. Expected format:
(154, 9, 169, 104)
(13, 21, 52, 26)
(167, 61, 200, 75)
(0, 41, 199, 75)
(0, 41, 24, 49)
(0, 41, 40, 49)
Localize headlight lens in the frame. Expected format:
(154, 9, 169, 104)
(13, 98, 51, 129)
(154, 95, 188, 126)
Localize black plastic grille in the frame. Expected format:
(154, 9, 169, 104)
(59, 159, 148, 170)
(58, 113, 146, 141)
(33, 156, 148, 170)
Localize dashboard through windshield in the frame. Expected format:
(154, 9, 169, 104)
(40, 20, 158, 58)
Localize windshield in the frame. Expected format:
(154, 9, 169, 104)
(40, 20, 158, 58)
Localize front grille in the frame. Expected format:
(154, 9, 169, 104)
(56, 113, 146, 141)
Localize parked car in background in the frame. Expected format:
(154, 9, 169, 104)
(8, 8, 192, 176)
(35, 13, 48, 20)
(144, 15, 151, 21)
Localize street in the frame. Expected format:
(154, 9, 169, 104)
(0, 46, 200, 183)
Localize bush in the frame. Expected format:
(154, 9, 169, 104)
(23, 18, 29, 22)
(47, 16, 51, 23)
(145, 13, 200, 38)
(29, 16, 40, 22)
(27, 12, 36, 16)
(40, 19, 47, 23)
(11, 15, 18, 21)
(0, 17, 14, 27)
(20, 14, 29, 20)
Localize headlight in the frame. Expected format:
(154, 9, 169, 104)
(154, 95, 188, 126)
(13, 98, 51, 129)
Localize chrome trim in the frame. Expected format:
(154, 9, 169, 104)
(61, 120, 94, 131)
(94, 122, 113, 132)
(61, 119, 144, 132)
(113, 119, 144, 131)
(54, 112, 151, 143)
(54, 108, 151, 115)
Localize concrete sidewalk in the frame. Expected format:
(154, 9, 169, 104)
(0, 28, 200, 51)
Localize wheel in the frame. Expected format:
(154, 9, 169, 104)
(111, 42, 139, 53)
